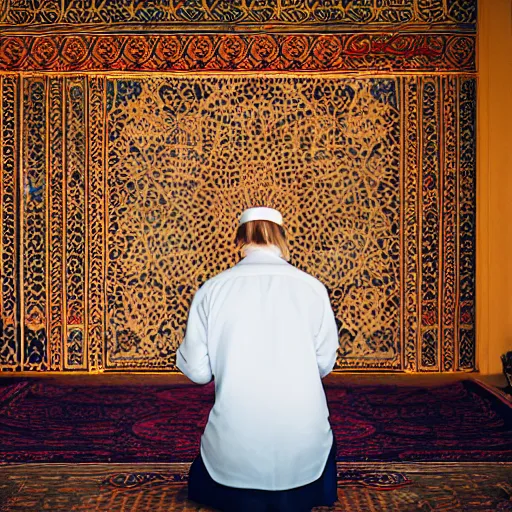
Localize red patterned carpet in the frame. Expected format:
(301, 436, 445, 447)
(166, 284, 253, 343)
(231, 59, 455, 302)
(0, 379, 511, 464)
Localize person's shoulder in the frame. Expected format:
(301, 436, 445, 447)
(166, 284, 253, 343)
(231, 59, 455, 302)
(285, 265, 328, 297)
(198, 261, 328, 298)
(196, 266, 238, 292)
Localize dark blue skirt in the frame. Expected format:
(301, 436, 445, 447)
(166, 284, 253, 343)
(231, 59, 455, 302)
(188, 436, 338, 512)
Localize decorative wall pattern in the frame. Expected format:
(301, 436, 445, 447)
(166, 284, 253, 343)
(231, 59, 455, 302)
(106, 76, 402, 369)
(0, 0, 477, 26)
(0, 73, 476, 372)
(0, 34, 475, 73)
(0, 0, 477, 372)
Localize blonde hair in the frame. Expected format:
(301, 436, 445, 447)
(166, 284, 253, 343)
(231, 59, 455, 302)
(235, 220, 290, 261)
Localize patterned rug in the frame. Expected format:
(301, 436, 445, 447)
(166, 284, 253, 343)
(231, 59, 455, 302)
(0, 379, 511, 464)
(0, 462, 511, 511)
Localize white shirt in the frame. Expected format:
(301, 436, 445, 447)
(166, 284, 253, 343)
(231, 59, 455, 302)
(176, 245, 339, 491)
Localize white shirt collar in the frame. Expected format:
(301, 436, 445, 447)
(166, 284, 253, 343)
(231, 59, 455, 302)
(240, 244, 285, 263)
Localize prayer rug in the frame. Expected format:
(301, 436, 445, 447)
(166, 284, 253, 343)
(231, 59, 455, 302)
(0, 379, 511, 464)
(0, 462, 510, 511)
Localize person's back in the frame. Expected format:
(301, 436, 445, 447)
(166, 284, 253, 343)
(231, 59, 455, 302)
(176, 207, 339, 511)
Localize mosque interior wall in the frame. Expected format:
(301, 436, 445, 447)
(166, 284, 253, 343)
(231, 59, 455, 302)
(0, 0, 485, 373)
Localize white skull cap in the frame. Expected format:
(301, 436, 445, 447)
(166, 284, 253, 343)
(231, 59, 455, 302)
(239, 207, 283, 226)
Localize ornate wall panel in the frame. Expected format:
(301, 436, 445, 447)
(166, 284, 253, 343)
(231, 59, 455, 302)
(88, 76, 106, 372)
(64, 76, 87, 369)
(48, 76, 64, 371)
(458, 77, 477, 370)
(403, 76, 419, 372)
(105, 76, 402, 370)
(0, 0, 477, 26)
(441, 76, 458, 372)
(0, 76, 19, 370)
(0, 0, 477, 372)
(0, 33, 475, 73)
(22, 76, 48, 370)
(419, 77, 441, 371)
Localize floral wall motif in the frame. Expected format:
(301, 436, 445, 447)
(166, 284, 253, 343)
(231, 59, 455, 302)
(0, 0, 477, 372)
